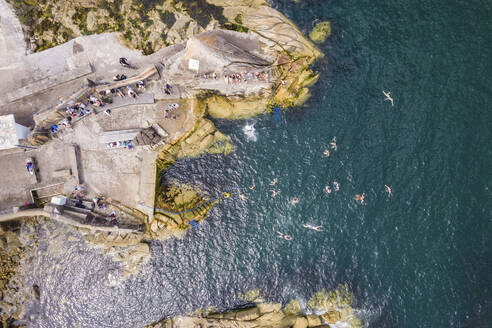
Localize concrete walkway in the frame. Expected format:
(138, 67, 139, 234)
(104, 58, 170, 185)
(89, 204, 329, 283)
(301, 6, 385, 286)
(0, 208, 142, 233)
(0, 0, 26, 67)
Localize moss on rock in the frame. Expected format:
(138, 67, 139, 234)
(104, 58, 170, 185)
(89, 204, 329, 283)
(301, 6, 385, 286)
(205, 95, 269, 119)
(309, 21, 331, 43)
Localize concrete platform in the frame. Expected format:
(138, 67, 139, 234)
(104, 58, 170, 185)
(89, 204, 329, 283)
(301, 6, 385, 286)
(0, 140, 79, 211)
(0, 0, 26, 67)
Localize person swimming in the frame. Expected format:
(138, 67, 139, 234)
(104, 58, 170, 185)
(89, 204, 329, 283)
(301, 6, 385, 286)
(277, 231, 293, 240)
(323, 149, 331, 157)
(303, 224, 322, 231)
(383, 90, 394, 106)
(270, 190, 279, 198)
(330, 137, 337, 151)
(354, 193, 366, 205)
(333, 181, 340, 191)
(291, 197, 299, 205)
(325, 186, 332, 194)
(239, 192, 247, 201)
(385, 184, 392, 197)
(249, 184, 255, 190)
(269, 178, 278, 186)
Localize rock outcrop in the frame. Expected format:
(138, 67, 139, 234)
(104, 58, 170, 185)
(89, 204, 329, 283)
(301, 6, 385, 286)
(309, 21, 332, 43)
(147, 298, 362, 328)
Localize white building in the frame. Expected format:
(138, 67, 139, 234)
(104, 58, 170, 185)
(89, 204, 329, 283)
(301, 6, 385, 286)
(0, 114, 30, 150)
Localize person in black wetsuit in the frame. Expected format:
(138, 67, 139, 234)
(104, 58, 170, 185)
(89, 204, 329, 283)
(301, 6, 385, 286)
(119, 57, 130, 66)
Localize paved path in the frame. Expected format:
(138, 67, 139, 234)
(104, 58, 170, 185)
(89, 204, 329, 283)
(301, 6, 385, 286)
(0, 0, 26, 67)
(0, 208, 142, 233)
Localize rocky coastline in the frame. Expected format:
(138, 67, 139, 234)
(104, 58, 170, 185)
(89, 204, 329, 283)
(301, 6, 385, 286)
(0, 0, 330, 325)
(147, 287, 362, 328)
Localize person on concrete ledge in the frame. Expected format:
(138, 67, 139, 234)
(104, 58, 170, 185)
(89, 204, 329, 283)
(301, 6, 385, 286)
(119, 57, 131, 67)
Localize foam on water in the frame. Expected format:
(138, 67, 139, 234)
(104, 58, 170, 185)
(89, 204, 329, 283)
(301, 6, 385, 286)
(243, 122, 257, 142)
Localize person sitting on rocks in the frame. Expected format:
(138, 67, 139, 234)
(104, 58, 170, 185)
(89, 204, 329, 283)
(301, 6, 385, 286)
(164, 83, 172, 95)
(61, 116, 72, 128)
(113, 74, 127, 81)
(107, 211, 118, 224)
(126, 86, 138, 99)
(115, 88, 124, 97)
(89, 95, 102, 107)
(119, 57, 130, 67)
(93, 196, 106, 209)
(137, 80, 145, 89)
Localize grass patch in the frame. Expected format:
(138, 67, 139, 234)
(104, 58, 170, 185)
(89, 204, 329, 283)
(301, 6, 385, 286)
(172, 0, 226, 28)
(160, 10, 176, 27)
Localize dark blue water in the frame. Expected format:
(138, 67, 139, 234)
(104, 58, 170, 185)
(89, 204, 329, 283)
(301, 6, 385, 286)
(15, 0, 492, 327)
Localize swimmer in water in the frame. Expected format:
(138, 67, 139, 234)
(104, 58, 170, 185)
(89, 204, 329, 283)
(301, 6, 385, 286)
(323, 149, 331, 157)
(276, 231, 292, 240)
(270, 190, 278, 198)
(330, 137, 337, 151)
(383, 90, 394, 107)
(354, 193, 366, 205)
(303, 224, 323, 231)
(239, 192, 247, 201)
(325, 186, 332, 194)
(385, 184, 392, 197)
(333, 181, 340, 191)
(249, 183, 255, 190)
(269, 178, 277, 186)
(291, 197, 299, 205)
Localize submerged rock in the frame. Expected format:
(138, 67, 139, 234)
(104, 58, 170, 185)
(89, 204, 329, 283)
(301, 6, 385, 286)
(309, 21, 332, 43)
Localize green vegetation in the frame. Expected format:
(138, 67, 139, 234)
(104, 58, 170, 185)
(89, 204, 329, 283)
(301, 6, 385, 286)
(160, 10, 176, 27)
(7, 0, 235, 53)
(174, 0, 227, 28)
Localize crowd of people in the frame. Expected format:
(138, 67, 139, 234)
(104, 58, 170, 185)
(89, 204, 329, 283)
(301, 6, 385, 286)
(165, 103, 180, 119)
(200, 70, 271, 85)
(223, 70, 270, 85)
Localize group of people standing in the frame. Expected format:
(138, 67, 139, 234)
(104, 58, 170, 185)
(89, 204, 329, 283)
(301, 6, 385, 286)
(221, 70, 270, 85)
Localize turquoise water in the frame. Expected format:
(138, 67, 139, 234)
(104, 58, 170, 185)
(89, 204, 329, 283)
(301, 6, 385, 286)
(13, 0, 492, 327)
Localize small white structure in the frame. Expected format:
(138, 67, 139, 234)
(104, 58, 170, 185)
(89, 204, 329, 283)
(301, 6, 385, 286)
(188, 58, 200, 71)
(51, 195, 67, 206)
(0, 114, 30, 150)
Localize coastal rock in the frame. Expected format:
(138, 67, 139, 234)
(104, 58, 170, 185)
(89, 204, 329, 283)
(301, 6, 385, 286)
(293, 317, 308, 328)
(205, 95, 269, 119)
(309, 21, 332, 43)
(257, 302, 282, 314)
(207, 0, 268, 6)
(256, 310, 284, 323)
(219, 4, 321, 59)
(234, 307, 261, 321)
(306, 314, 322, 327)
(284, 299, 302, 315)
(321, 310, 341, 324)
